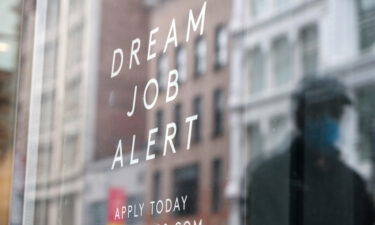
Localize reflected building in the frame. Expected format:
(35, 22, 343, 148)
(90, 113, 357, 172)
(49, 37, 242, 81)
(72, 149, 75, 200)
(228, 0, 375, 224)
(21, 0, 99, 225)
(0, 0, 21, 224)
(83, 1, 149, 225)
(143, 0, 231, 225)
(18, 0, 151, 224)
(11, 0, 35, 225)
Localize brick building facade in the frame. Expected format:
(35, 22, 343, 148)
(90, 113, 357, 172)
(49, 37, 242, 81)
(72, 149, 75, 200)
(144, 1, 232, 225)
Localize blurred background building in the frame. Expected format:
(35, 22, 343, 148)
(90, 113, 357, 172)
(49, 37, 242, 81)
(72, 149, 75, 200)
(0, 0, 21, 224)
(143, 1, 231, 225)
(83, 0, 149, 225)
(228, 0, 375, 224)
(17, 0, 151, 224)
(10, 0, 35, 225)
(21, 0, 99, 224)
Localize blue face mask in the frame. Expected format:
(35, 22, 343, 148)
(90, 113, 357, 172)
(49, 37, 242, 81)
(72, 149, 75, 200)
(303, 117, 340, 153)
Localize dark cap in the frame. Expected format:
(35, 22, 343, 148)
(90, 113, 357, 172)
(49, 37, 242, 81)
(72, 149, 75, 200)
(293, 76, 351, 107)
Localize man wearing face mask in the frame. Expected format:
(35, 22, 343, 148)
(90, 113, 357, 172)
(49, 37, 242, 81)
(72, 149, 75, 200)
(246, 77, 375, 225)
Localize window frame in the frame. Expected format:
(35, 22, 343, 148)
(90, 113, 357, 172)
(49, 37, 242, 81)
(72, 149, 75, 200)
(214, 25, 228, 70)
(194, 37, 207, 77)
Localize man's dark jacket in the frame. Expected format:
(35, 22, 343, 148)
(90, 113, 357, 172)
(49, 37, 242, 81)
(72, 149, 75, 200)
(247, 136, 375, 225)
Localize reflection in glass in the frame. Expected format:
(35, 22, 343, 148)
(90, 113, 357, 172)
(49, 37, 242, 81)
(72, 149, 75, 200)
(272, 35, 293, 85)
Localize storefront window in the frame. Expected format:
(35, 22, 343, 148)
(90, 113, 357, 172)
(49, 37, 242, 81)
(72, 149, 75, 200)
(2, 1, 375, 225)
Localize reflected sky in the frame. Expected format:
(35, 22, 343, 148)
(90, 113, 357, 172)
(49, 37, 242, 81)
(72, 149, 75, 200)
(0, 0, 20, 72)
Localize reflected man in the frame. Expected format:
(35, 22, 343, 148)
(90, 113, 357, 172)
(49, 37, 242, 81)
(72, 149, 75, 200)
(247, 77, 375, 225)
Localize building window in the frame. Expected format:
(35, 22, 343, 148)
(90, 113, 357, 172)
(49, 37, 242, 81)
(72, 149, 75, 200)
(66, 23, 84, 69)
(252, 0, 267, 18)
(155, 110, 164, 139)
(193, 96, 202, 142)
(43, 41, 58, 84)
(89, 201, 107, 225)
(157, 54, 168, 90)
(69, 0, 84, 14)
(272, 35, 293, 85)
(215, 25, 228, 69)
(34, 200, 49, 225)
(246, 123, 263, 162)
(40, 92, 55, 133)
(174, 104, 182, 148)
(46, 0, 60, 36)
(358, 0, 375, 51)
(300, 24, 318, 77)
(153, 110, 164, 154)
(37, 141, 52, 180)
(176, 46, 187, 83)
(275, 0, 290, 9)
(62, 134, 79, 168)
(211, 158, 222, 212)
(270, 115, 287, 137)
(194, 37, 207, 77)
(64, 77, 81, 120)
(60, 194, 76, 225)
(173, 164, 199, 216)
(269, 114, 288, 149)
(213, 89, 225, 137)
(248, 46, 265, 94)
(152, 172, 162, 217)
(153, 172, 161, 202)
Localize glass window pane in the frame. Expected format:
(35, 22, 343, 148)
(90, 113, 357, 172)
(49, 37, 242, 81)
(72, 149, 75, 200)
(8, 1, 375, 225)
(252, 0, 267, 17)
(176, 46, 187, 82)
(195, 37, 207, 76)
(216, 26, 228, 67)
(173, 164, 199, 216)
(300, 24, 318, 76)
(249, 46, 265, 94)
(272, 36, 293, 84)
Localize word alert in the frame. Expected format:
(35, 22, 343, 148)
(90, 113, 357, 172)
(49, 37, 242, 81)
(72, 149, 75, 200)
(111, 114, 198, 170)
